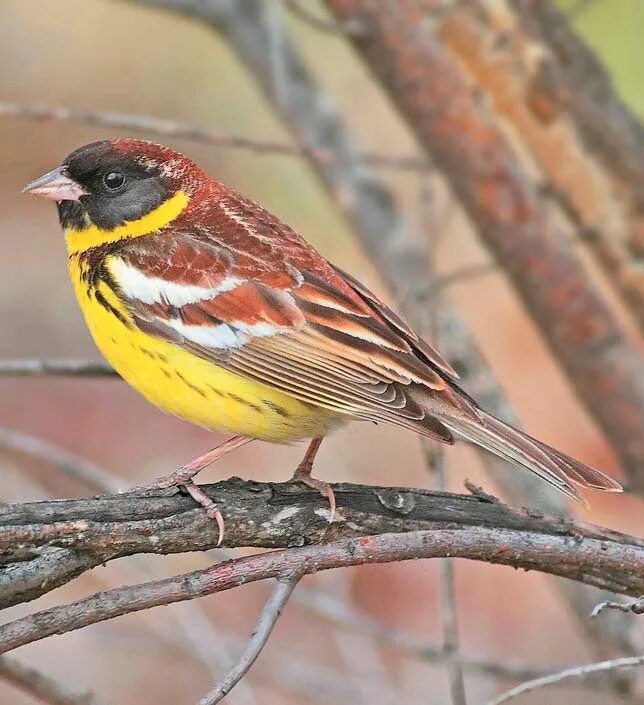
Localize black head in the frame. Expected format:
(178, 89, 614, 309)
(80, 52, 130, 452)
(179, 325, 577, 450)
(56, 140, 171, 230)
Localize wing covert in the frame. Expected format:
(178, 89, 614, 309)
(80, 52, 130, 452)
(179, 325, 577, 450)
(104, 192, 459, 443)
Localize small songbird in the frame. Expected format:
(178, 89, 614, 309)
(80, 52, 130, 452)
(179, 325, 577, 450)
(23, 139, 621, 539)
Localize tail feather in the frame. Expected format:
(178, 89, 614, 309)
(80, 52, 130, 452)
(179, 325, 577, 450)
(530, 438, 622, 492)
(439, 409, 622, 502)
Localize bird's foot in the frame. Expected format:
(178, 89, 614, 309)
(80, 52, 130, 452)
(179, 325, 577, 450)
(292, 464, 336, 525)
(131, 435, 253, 546)
(180, 480, 226, 546)
(132, 470, 226, 545)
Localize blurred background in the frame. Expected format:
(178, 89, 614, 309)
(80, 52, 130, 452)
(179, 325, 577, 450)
(1, 1, 643, 704)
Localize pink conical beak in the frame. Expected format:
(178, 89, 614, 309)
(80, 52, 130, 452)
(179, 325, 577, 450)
(22, 167, 88, 201)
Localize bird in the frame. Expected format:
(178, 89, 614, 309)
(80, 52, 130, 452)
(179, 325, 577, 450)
(23, 138, 622, 540)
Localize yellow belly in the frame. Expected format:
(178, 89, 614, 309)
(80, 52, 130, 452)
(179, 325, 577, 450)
(68, 258, 345, 442)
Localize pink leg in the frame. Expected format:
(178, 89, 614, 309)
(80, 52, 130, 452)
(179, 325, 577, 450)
(291, 437, 335, 523)
(134, 435, 254, 545)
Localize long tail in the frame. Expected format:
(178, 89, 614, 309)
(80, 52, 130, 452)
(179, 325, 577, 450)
(438, 408, 622, 502)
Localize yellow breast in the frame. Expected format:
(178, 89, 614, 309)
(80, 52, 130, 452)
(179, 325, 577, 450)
(67, 256, 344, 443)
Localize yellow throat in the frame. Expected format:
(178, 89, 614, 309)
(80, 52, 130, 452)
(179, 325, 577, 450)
(65, 190, 189, 255)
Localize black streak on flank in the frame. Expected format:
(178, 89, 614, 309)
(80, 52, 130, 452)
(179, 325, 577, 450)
(94, 289, 129, 327)
(265, 400, 290, 418)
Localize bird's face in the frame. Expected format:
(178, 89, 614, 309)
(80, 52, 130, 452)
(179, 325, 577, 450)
(23, 139, 203, 231)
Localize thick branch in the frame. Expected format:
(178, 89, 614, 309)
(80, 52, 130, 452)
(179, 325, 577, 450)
(511, 0, 644, 203)
(435, 1, 644, 336)
(0, 479, 642, 614)
(324, 0, 644, 489)
(0, 486, 642, 655)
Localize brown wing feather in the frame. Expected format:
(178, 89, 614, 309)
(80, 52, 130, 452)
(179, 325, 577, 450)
(333, 266, 460, 380)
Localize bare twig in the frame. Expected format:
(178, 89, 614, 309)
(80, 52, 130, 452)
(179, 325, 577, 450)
(420, 175, 468, 705)
(425, 447, 468, 705)
(0, 359, 115, 376)
(282, 0, 364, 35)
(487, 654, 644, 705)
(591, 597, 644, 618)
(0, 427, 122, 494)
(0, 655, 106, 705)
(1, 101, 425, 173)
(198, 569, 303, 705)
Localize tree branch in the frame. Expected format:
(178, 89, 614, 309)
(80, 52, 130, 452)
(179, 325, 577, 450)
(435, 0, 644, 337)
(197, 570, 303, 705)
(0, 656, 107, 705)
(488, 654, 644, 705)
(0, 478, 642, 614)
(1, 101, 424, 173)
(0, 486, 642, 656)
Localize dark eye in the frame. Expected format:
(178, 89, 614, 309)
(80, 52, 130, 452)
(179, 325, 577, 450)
(103, 171, 126, 191)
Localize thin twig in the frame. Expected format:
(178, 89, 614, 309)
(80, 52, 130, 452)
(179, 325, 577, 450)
(1, 101, 425, 173)
(0, 359, 115, 376)
(0, 655, 107, 705)
(420, 173, 468, 705)
(0, 427, 122, 494)
(423, 444, 468, 705)
(295, 587, 558, 681)
(591, 597, 644, 618)
(197, 569, 304, 705)
(487, 654, 644, 705)
(282, 0, 365, 35)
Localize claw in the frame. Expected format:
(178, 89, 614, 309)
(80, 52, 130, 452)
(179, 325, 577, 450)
(183, 481, 226, 546)
(322, 484, 336, 525)
(293, 468, 336, 525)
